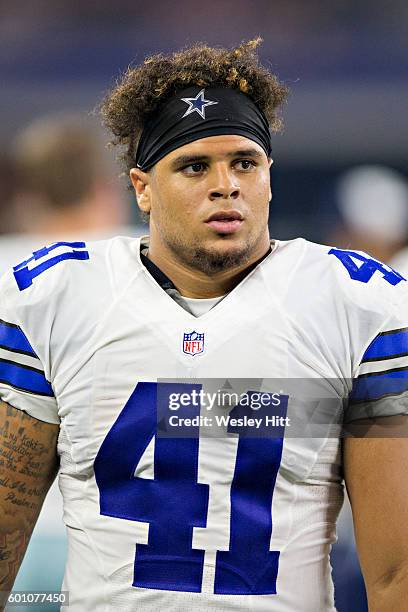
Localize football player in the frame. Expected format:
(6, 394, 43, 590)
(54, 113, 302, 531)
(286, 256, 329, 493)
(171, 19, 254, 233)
(1, 39, 408, 611)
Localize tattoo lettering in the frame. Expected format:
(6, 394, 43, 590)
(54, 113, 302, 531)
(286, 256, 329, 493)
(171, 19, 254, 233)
(5, 405, 44, 430)
(0, 529, 27, 589)
(0, 402, 59, 594)
(0, 421, 56, 492)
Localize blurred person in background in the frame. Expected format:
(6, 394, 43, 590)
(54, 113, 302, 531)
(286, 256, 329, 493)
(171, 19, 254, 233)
(388, 171, 408, 273)
(0, 113, 137, 605)
(0, 112, 135, 273)
(327, 165, 408, 264)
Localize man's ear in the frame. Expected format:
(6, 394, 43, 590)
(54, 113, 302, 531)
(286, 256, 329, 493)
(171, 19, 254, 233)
(268, 158, 273, 201)
(130, 168, 151, 214)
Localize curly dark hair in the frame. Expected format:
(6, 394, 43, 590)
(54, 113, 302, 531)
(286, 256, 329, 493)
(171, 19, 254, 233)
(100, 38, 288, 182)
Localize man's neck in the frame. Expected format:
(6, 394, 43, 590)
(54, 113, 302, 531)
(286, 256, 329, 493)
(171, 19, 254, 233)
(145, 241, 273, 298)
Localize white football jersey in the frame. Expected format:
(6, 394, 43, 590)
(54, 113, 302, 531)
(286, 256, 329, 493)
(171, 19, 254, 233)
(1, 235, 408, 612)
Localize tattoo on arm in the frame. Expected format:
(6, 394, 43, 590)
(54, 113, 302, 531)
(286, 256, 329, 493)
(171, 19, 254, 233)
(0, 530, 28, 590)
(0, 402, 59, 592)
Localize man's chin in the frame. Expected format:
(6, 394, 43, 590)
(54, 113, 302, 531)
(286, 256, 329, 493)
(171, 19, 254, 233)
(189, 242, 253, 274)
(164, 230, 266, 275)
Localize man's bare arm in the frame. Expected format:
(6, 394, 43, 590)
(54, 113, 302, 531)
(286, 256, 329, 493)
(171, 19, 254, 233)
(0, 401, 59, 607)
(344, 435, 408, 612)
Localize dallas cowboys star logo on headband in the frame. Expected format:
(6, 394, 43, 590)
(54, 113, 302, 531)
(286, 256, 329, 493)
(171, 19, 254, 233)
(180, 89, 218, 119)
(135, 86, 272, 170)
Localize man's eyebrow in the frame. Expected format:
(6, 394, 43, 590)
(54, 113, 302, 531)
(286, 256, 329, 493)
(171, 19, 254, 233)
(170, 154, 211, 168)
(227, 148, 264, 159)
(170, 148, 263, 169)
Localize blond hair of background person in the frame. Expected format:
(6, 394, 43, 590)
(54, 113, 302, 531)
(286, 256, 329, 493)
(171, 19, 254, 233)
(0, 112, 139, 274)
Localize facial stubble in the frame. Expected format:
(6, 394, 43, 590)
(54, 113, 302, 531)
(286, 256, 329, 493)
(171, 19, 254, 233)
(162, 226, 267, 275)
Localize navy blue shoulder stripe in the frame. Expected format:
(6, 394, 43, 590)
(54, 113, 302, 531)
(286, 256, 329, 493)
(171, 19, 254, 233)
(0, 319, 37, 357)
(361, 328, 408, 363)
(356, 365, 408, 379)
(380, 327, 408, 336)
(350, 368, 408, 404)
(0, 358, 54, 397)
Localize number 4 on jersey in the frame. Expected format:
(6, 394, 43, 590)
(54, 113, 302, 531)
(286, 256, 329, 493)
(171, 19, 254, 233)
(329, 248, 405, 286)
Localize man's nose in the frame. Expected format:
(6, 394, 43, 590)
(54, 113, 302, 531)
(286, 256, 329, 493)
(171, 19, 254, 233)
(208, 165, 240, 201)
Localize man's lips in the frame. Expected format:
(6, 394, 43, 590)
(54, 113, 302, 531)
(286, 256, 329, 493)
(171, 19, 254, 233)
(205, 211, 244, 234)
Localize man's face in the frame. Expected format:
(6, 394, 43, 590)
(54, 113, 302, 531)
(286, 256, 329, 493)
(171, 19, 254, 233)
(131, 135, 272, 274)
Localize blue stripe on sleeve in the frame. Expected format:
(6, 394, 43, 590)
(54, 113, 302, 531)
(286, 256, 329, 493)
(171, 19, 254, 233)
(0, 320, 37, 356)
(350, 369, 408, 403)
(361, 328, 408, 362)
(0, 359, 54, 397)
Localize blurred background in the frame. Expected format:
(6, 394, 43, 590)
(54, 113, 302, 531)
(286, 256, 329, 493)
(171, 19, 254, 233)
(1, 1, 408, 610)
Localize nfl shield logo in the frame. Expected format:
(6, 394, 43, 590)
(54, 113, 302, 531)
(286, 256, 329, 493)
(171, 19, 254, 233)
(183, 331, 205, 356)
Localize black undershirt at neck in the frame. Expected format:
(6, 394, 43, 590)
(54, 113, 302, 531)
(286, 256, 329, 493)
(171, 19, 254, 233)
(140, 251, 176, 291)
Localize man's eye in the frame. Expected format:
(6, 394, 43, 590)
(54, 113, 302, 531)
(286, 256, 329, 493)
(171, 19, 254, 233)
(183, 163, 205, 174)
(235, 159, 256, 171)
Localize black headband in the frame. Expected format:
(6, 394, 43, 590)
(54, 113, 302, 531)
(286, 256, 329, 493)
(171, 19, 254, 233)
(135, 86, 272, 171)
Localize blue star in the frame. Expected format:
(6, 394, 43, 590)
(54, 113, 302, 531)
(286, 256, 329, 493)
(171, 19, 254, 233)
(180, 89, 218, 119)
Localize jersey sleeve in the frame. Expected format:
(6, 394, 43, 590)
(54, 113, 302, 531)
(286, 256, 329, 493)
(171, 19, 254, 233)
(316, 245, 408, 424)
(346, 287, 408, 423)
(0, 267, 59, 424)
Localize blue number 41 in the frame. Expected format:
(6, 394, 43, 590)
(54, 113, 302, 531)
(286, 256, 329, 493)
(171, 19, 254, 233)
(94, 382, 287, 595)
